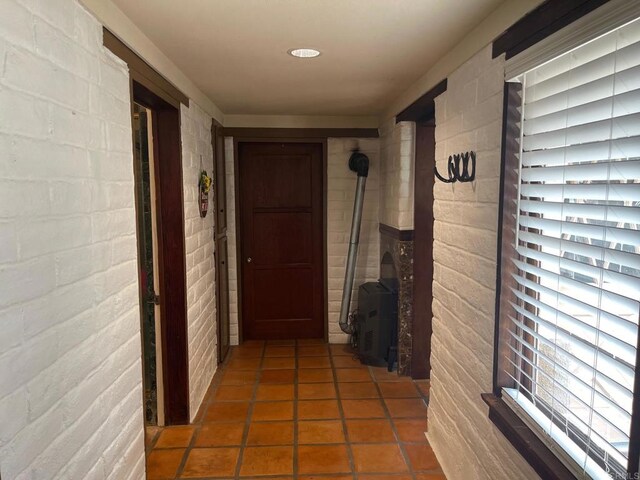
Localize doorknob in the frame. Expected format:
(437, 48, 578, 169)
(247, 257, 252, 263)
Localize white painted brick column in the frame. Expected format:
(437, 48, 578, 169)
(181, 102, 217, 421)
(378, 119, 415, 230)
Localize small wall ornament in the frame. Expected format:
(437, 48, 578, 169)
(199, 169, 212, 218)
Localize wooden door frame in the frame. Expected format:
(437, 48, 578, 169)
(232, 137, 328, 343)
(212, 119, 230, 363)
(105, 30, 191, 425)
(132, 82, 190, 425)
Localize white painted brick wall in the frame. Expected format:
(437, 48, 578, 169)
(428, 45, 539, 480)
(181, 102, 217, 421)
(0, 1, 144, 478)
(224, 137, 240, 346)
(223, 138, 380, 344)
(378, 119, 415, 230)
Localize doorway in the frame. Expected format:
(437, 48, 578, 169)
(133, 103, 164, 426)
(132, 82, 190, 426)
(212, 121, 230, 363)
(237, 142, 325, 340)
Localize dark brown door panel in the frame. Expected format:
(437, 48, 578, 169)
(239, 142, 324, 340)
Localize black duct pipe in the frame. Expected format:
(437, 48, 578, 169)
(339, 150, 370, 335)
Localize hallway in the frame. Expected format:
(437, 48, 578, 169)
(145, 341, 442, 479)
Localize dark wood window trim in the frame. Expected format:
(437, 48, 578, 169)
(395, 79, 447, 123)
(103, 28, 189, 108)
(492, 0, 609, 60)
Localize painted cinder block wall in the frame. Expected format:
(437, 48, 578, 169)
(428, 45, 539, 480)
(223, 137, 380, 344)
(181, 102, 217, 421)
(0, 0, 220, 476)
(378, 119, 415, 231)
(0, 1, 146, 478)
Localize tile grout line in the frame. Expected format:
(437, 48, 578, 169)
(146, 341, 443, 480)
(329, 345, 358, 480)
(370, 367, 419, 480)
(233, 341, 266, 479)
(293, 340, 299, 480)
(172, 347, 235, 479)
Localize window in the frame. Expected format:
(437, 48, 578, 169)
(495, 14, 640, 480)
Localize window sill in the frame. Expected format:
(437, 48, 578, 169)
(481, 393, 576, 480)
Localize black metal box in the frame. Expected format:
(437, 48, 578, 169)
(355, 281, 398, 367)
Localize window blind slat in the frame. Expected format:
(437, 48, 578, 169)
(505, 353, 631, 438)
(512, 258, 640, 318)
(509, 306, 635, 389)
(510, 272, 638, 336)
(516, 231, 640, 280)
(521, 136, 640, 167)
(517, 245, 640, 304)
(518, 215, 640, 246)
(525, 64, 640, 120)
(518, 199, 640, 225)
(511, 286, 637, 354)
(522, 112, 640, 151)
(507, 327, 634, 410)
(524, 88, 640, 136)
(520, 158, 640, 183)
(520, 182, 640, 202)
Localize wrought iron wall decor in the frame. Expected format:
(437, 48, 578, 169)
(434, 151, 476, 183)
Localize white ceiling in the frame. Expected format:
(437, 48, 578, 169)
(112, 0, 505, 117)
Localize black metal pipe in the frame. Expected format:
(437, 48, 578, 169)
(339, 150, 370, 334)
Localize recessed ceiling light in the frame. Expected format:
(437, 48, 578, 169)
(288, 48, 321, 58)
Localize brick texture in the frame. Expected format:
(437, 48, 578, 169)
(224, 137, 240, 346)
(224, 138, 380, 344)
(428, 45, 539, 480)
(0, 1, 145, 478)
(181, 102, 217, 421)
(378, 119, 415, 230)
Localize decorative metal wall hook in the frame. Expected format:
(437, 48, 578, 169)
(434, 151, 476, 183)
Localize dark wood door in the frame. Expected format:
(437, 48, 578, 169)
(212, 121, 230, 363)
(239, 142, 324, 340)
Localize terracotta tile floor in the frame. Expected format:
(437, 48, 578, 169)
(145, 340, 445, 479)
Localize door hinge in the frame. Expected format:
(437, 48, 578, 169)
(148, 293, 160, 305)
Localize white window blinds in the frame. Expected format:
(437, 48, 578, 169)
(501, 17, 640, 479)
